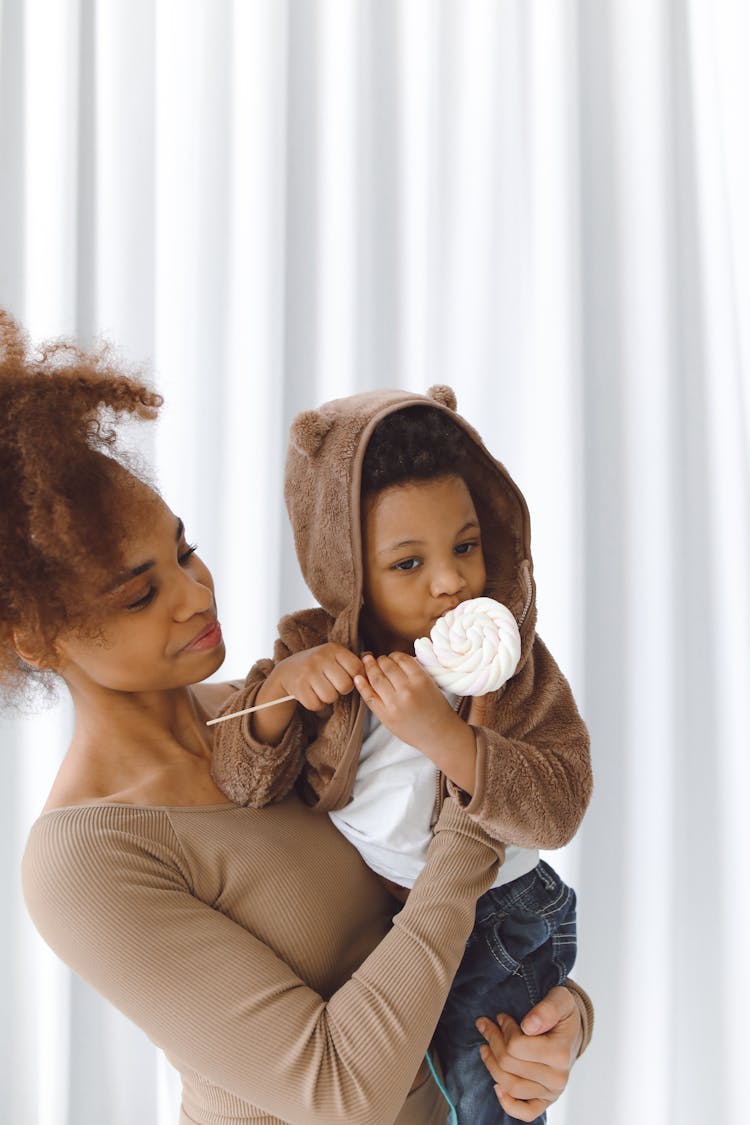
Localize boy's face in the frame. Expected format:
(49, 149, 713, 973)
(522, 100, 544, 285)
(361, 474, 486, 655)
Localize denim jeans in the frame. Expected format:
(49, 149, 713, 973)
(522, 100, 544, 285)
(433, 861, 577, 1125)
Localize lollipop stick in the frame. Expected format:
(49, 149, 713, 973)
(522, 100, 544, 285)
(206, 694, 296, 727)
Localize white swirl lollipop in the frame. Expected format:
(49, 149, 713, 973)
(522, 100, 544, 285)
(414, 596, 521, 696)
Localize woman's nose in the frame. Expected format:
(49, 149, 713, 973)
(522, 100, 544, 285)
(172, 568, 213, 620)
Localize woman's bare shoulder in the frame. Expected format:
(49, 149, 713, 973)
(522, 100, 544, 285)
(190, 678, 244, 719)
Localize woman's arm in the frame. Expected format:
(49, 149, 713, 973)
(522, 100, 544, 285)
(23, 800, 499, 1125)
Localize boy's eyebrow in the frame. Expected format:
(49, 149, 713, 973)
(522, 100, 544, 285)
(108, 518, 185, 589)
(377, 520, 480, 556)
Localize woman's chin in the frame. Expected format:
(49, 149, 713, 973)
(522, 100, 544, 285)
(197, 644, 226, 681)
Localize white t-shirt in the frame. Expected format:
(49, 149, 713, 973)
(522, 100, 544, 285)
(329, 700, 539, 889)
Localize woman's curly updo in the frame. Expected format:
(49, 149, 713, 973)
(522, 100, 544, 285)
(0, 309, 163, 703)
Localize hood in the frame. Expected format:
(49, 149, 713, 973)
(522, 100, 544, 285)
(284, 385, 538, 669)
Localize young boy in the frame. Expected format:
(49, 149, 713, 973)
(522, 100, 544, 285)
(213, 386, 591, 1125)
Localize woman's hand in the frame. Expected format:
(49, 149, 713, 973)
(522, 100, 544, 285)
(476, 986, 583, 1122)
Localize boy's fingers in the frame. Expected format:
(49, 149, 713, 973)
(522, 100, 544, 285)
(323, 664, 358, 696)
(354, 673, 378, 706)
(361, 653, 397, 691)
(373, 653, 409, 687)
(387, 651, 436, 688)
(303, 674, 341, 707)
(332, 646, 365, 679)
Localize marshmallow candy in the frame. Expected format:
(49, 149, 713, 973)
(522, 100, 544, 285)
(414, 596, 522, 696)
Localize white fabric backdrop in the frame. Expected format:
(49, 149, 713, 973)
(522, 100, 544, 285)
(1, 2, 748, 1123)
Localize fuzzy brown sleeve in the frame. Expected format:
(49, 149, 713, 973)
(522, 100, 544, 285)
(210, 610, 335, 807)
(446, 635, 592, 848)
(210, 653, 309, 807)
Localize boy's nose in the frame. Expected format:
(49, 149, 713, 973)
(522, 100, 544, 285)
(430, 562, 466, 598)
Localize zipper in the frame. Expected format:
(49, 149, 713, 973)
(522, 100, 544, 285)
(430, 692, 466, 826)
(431, 767, 443, 828)
(518, 561, 533, 626)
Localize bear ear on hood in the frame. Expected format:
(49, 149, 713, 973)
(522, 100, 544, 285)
(427, 384, 458, 412)
(289, 409, 334, 457)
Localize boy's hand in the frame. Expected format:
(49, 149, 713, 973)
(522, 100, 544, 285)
(354, 652, 477, 793)
(249, 643, 363, 745)
(275, 643, 365, 712)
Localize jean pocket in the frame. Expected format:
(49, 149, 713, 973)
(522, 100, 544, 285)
(480, 863, 578, 987)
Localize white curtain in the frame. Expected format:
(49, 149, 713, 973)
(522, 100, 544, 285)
(1, 2, 748, 1123)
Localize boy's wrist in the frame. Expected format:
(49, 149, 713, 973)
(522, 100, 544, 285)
(250, 668, 298, 744)
(423, 715, 477, 795)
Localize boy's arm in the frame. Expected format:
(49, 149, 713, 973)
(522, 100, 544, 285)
(356, 637, 591, 850)
(210, 644, 310, 807)
(356, 653, 478, 792)
(446, 635, 592, 848)
(211, 610, 365, 809)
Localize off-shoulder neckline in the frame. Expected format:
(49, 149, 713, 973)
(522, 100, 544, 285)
(37, 800, 242, 818)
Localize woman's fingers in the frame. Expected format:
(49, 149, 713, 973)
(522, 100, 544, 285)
(477, 1014, 567, 1101)
(520, 985, 579, 1040)
(493, 1089, 550, 1123)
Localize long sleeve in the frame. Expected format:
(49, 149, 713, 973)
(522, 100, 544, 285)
(22, 801, 499, 1125)
(447, 635, 592, 849)
(211, 651, 310, 807)
(211, 611, 364, 814)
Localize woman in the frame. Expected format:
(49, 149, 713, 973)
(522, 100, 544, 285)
(3, 310, 591, 1124)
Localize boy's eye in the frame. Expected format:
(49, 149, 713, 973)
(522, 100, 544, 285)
(393, 558, 421, 572)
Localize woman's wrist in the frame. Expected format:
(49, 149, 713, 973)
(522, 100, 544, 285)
(417, 798, 501, 900)
(561, 978, 594, 1055)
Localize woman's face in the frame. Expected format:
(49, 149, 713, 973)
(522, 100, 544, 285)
(54, 488, 225, 693)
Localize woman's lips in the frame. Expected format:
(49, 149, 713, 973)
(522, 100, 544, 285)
(182, 620, 223, 653)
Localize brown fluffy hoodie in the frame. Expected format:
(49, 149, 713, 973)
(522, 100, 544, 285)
(212, 386, 592, 850)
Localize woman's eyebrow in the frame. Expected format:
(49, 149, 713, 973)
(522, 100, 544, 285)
(109, 517, 185, 589)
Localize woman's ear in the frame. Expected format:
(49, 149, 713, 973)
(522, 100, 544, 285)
(11, 626, 55, 670)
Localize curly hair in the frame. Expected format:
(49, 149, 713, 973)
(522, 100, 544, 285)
(0, 309, 163, 705)
(361, 405, 468, 496)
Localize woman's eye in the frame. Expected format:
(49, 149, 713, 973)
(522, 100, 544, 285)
(393, 558, 421, 572)
(179, 543, 198, 564)
(125, 588, 156, 611)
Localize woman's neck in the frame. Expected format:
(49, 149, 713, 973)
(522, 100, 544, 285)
(43, 681, 229, 811)
(70, 681, 211, 758)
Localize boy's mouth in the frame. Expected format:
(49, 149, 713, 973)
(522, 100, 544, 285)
(428, 601, 461, 628)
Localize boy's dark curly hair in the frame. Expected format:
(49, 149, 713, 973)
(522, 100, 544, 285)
(0, 308, 163, 703)
(361, 405, 468, 496)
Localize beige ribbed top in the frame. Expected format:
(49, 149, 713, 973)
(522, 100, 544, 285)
(23, 793, 510, 1124)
